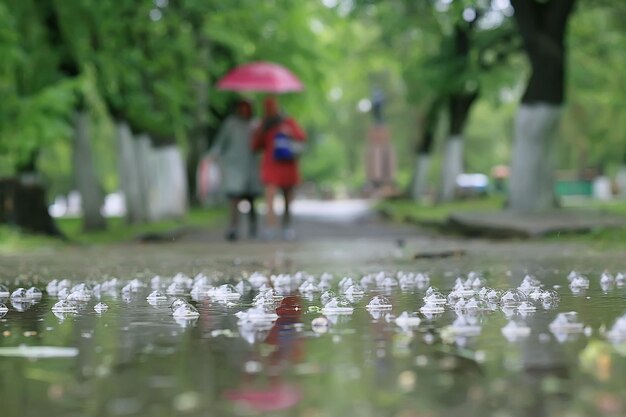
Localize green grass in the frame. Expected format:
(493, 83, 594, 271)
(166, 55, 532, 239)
(550, 227, 626, 247)
(377, 196, 505, 225)
(379, 196, 626, 246)
(0, 207, 225, 253)
(0, 226, 62, 253)
(57, 207, 225, 244)
(572, 199, 626, 216)
(549, 200, 626, 246)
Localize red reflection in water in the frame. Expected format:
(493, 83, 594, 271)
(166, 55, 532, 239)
(224, 383, 302, 412)
(224, 295, 304, 412)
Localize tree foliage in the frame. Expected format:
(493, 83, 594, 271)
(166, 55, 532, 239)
(0, 0, 625, 199)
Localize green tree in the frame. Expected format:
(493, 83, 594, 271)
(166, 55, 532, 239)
(508, 0, 577, 212)
(0, 0, 76, 234)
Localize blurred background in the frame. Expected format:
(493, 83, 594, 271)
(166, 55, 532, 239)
(1, 0, 624, 238)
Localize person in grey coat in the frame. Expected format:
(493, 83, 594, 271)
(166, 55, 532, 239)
(210, 99, 263, 240)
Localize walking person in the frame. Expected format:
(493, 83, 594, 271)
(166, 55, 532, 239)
(252, 96, 306, 240)
(210, 99, 262, 241)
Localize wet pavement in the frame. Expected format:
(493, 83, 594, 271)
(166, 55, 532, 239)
(2, 199, 616, 279)
(1, 199, 626, 417)
(449, 209, 626, 238)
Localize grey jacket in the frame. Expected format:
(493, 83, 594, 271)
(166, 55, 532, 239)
(209, 115, 263, 196)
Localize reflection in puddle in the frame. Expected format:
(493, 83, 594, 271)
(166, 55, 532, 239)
(0, 269, 625, 416)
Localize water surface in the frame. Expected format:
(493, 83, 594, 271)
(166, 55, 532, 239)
(1, 260, 625, 417)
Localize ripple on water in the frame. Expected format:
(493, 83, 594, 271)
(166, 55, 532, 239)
(0, 267, 626, 416)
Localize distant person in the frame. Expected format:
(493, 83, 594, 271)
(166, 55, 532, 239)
(491, 165, 509, 194)
(252, 96, 306, 240)
(210, 99, 262, 241)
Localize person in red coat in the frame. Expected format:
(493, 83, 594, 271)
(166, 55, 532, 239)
(252, 97, 306, 240)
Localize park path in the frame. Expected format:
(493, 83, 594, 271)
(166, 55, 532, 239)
(180, 198, 421, 242)
(173, 198, 607, 275)
(0, 199, 619, 281)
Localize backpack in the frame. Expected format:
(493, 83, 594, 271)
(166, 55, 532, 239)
(273, 130, 303, 162)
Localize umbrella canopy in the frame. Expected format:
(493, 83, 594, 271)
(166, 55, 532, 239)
(216, 61, 303, 93)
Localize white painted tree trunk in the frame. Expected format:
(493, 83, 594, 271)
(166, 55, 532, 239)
(615, 166, 626, 198)
(122, 131, 188, 222)
(440, 135, 464, 202)
(509, 103, 561, 212)
(410, 154, 430, 202)
(73, 111, 106, 231)
(136, 140, 188, 221)
(146, 148, 162, 221)
(134, 134, 154, 220)
(157, 146, 188, 218)
(117, 122, 145, 223)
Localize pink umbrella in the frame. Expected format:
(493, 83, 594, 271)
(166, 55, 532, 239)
(216, 61, 303, 93)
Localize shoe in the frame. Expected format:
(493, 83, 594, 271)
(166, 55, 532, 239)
(249, 224, 258, 239)
(261, 228, 278, 241)
(282, 227, 297, 241)
(225, 229, 238, 241)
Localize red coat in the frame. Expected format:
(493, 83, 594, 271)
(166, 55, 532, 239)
(252, 117, 306, 188)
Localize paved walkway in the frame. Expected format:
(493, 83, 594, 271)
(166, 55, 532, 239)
(181, 199, 420, 242)
(2, 199, 623, 281)
(166, 199, 619, 274)
(449, 209, 626, 238)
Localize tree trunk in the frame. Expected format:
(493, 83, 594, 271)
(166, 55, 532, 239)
(187, 44, 210, 207)
(411, 154, 431, 202)
(117, 121, 146, 224)
(73, 111, 106, 231)
(439, 91, 477, 202)
(0, 153, 62, 236)
(134, 134, 153, 220)
(509, 0, 576, 212)
(438, 22, 479, 203)
(509, 104, 561, 212)
(135, 135, 188, 222)
(440, 135, 465, 202)
(410, 105, 439, 202)
(156, 145, 188, 219)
